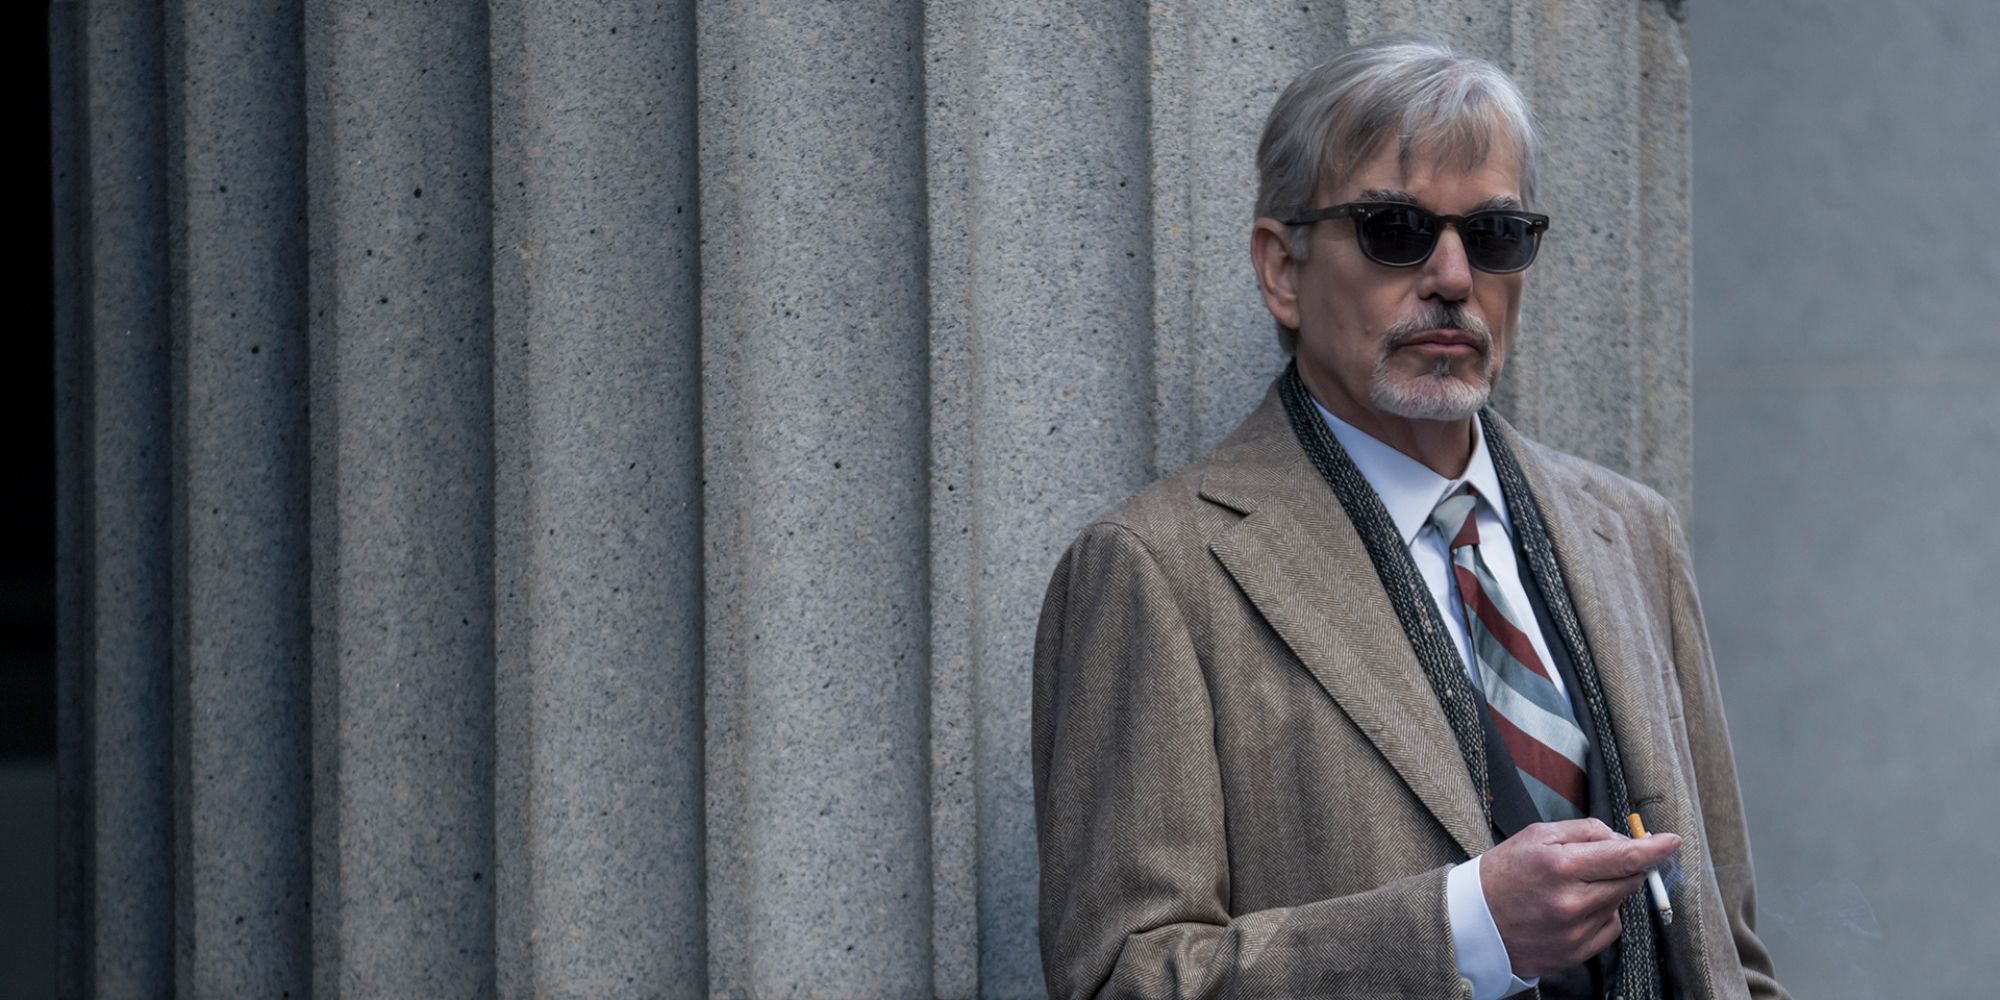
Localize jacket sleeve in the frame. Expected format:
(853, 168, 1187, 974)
(1653, 499, 1791, 1000)
(1031, 521, 1468, 1000)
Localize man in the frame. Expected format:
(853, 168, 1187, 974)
(1031, 39, 1786, 1000)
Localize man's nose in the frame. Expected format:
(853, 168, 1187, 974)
(1420, 224, 1474, 300)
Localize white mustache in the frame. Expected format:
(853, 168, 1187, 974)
(1381, 307, 1492, 353)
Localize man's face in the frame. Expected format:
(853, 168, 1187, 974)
(1281, 139, 1527, 430)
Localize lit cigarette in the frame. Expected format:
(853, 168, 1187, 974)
(1625, 812, 1674, 926)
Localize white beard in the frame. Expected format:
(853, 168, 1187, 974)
(1368, 353, 1494, 421)
(1366, 301, 1499, 421)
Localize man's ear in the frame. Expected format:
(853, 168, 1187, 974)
(1250, 218, 1302, 331)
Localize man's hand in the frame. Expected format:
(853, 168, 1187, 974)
(1479, 819, 1680, 978)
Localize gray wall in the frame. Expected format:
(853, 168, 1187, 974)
(54, 1, 1692, 996)
(1691, 2, 2000, 997)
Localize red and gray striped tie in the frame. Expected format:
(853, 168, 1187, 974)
(1428, 484, 1591, 822)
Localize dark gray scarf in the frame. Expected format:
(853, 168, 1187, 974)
(1276, 362, 1663, 1000)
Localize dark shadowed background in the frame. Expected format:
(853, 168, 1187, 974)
(5, 3, 59, 997)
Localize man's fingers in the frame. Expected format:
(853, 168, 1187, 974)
(1565, 832, 1680, 881)
(1580, 904, 1624, 958)
(1569, 872, 1647, 917)
(1532, 818, 1619, 845)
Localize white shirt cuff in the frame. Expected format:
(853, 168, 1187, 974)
(1447, 856, 1538, 1000)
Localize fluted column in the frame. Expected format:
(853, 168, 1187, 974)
(164, 0, 312, 995)
(928, 3, 1158, 993)
(1484, 0, 1693, 511)
(699, 3, 934, 996)
(1146, 2, 1353, 468)
(303, 0, 495, 993)
(70, 0, 176, 992)
(490, 1, 706, 995)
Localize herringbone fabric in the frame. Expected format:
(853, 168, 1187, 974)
(1429, 484, 1591, 821)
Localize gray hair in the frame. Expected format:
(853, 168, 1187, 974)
(1255, 37, 1541, 354)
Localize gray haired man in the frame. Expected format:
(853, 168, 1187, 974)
(1032, 38, 1787, 999)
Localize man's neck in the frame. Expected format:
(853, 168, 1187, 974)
(1302, 374, 1477, 479)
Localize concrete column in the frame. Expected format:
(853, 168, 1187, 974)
(699, 4, 934, 994)
(162, 1, 313, 994)
(1147, 2, 1352, 469)
(1632, 1, 1693, 511)
(302, 0, 495, 993)
(76, 0, 176, 992)
(489, 1, 705, 995)
(928, 2, 1158, 994)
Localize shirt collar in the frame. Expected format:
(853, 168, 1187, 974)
(1309, 396, 1513, 547)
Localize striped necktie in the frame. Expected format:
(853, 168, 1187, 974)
(1428, 484, 1591, 822)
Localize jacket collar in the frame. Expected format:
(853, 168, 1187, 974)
(1309, 395, 1513, 549)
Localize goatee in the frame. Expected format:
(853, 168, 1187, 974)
(1367, 304, 1497, 421)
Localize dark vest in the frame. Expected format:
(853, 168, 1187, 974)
(1470, 524, 1621, 999)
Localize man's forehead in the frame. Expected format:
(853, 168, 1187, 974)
(1320, 131, 1524, 202)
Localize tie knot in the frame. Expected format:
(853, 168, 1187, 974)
(1427, 485, 1481, 551)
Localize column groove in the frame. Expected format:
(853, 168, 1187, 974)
(163, 0, 312, 993)
(960, 2, 1156, 993)
(700, 4, 934, 995)
(78, 0, 175, 991)
(303, 0, 497, 993)
(491, 0, 706, 994)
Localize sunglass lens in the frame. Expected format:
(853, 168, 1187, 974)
(1356, 206, 1436, 265)
(1462, 213, 1537, 272)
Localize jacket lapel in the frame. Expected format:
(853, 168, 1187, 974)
(1198, 393, 1491, 858)
(1500, 425, 1718, 981)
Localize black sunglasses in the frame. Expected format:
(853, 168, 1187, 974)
(1281, 201, 1551, 273)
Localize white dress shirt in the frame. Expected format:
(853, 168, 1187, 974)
(1313, 398, 1574, 1000)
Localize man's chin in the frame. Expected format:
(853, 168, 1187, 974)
(1368, 373, 1492, 422)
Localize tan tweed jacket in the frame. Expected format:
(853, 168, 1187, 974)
(1031, 385, 1786, 999)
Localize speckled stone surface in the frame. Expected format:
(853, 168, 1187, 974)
(1693, 3, 2000, 995)
(920, 7, 979, 991)
(490, 1, 706, 996)
(165, 1, 313, 995)
(303, 0, 496, 994)
(919, 7, 979, 993)
(77, 0, 177, 994)
(1148, 2, 1349, 472)
(700, 4, 934, 996)
(928, 3, 1159, 995)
